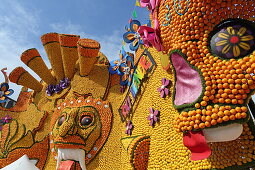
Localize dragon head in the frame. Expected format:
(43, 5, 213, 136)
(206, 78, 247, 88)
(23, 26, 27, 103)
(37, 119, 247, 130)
(50, 96, 112, 169)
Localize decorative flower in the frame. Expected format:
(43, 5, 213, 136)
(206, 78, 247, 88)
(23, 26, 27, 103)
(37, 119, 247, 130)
(140, 0, 160, 13)
(138, 21, 163, 52)
(109, 49, 134, 86)
(157, 78, 170, 98)
(109, 49, 126, 75)
(2, 115, 12, 124)
(59, 78, 70, 89)
(0, 83, 14, 103)
(46, 84, 55, 96)
(54, 84, 62, 94)
(121, 96, 132, 118)
(147, 108, 159, 126)
(46, 78, 70, 96)
(125, 120, 134, 135)
(123, 20, 143, 51)
(211, 25, 255, 58)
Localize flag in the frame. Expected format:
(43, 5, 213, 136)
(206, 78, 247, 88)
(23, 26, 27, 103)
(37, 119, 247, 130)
(132, 9, 137, 18)
(135, 0, 140, 6)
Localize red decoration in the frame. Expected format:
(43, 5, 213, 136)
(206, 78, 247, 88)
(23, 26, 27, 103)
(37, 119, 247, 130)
(183, 131, 211, 161)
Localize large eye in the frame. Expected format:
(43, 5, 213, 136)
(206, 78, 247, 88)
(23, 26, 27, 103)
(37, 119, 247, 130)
(58, 116, 65, 126)
(210, 19, 255, 59)
(80, 115, 93, 126)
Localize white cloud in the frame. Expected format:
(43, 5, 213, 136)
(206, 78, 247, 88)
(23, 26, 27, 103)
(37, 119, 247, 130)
(0, 0, 42, 100)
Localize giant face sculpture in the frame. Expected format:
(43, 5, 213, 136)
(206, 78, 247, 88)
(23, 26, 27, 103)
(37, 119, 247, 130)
(50, 97, 112, 170)
(157, 0, 255, 160)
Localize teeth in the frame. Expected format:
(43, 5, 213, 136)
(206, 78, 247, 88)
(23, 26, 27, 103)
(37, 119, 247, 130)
(203, 123, 243, 142)
(56, 148, 86, 170)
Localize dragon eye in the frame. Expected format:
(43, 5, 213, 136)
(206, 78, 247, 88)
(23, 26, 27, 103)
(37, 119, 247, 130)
(58, 116, 65, 126)
(210, 19, 255, 59)
(80, 115, 93, 126)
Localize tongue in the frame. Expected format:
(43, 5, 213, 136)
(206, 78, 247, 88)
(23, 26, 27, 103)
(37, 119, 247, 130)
(59, 161, 81, 170)
(183, 131, 211, 161)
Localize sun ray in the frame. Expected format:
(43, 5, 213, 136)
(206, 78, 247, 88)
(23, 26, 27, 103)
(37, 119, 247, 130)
(233, 45, 241, 57)
(218, 33, 229, 39)
(241, 35, 254, 41)
(222, 44, 231, 54)
(239, 42, 251, 50)
(227, 27, 235, 35)
(237, 27, 247, 36)
(216, 40, 228, 46)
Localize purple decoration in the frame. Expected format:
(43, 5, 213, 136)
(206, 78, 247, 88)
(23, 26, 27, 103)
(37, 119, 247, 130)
(157, 78, 170, 98)
(121, 96, 132, 118)
(54, 84, 62, 94)
(59, 78, 70, 89)
(125, 120, 134, 135)
(46, 84, 55, 96)
(147, 108, 159, 126)
(46, 78, 70, 96)
(2, 115, 12, 124)
(120, 85, 127, 93)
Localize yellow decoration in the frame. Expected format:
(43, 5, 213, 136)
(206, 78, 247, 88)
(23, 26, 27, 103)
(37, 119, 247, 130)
(1, 0, 255, 169)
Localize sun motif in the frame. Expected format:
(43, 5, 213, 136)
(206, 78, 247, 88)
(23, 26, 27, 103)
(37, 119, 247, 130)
(211, 24, 255, 59)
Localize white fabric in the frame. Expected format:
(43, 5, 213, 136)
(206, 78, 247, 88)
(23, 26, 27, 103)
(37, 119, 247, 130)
(1, 155, 39, 170)
(203, 123, 243, 142)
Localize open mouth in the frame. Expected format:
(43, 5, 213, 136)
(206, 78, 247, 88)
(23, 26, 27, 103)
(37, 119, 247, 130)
(170, 51, 203, 107)
(170, 51, 244, 160)
(56, 148, 86, 170)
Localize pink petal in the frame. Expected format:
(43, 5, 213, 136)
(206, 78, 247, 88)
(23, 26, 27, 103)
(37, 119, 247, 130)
(150, 119, 154, 126)
(149, 107, 154, 114)
(157, 87, 162, 92)
(164, 88, 169, 96)
(129, 124, 134, 129)
(147, 116, 150, 121)
(154, 110, 159, 116)
(164, 79, 170, 86)
(160, 90, 165, 98)
(161, 78, 166, 85)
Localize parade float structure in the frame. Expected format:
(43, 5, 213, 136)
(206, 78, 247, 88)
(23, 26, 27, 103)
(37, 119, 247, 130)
(0, 0, 255, 169)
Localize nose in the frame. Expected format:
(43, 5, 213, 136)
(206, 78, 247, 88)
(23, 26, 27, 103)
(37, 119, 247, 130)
(67, 126, 78, 135)
(58, 121, 73, 137)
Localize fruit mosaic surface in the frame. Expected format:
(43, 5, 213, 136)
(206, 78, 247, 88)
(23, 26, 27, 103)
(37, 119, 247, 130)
(0, 0, 255, 169)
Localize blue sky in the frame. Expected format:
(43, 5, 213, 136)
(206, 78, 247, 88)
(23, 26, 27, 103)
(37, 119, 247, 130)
(0, 0, 149, 99)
